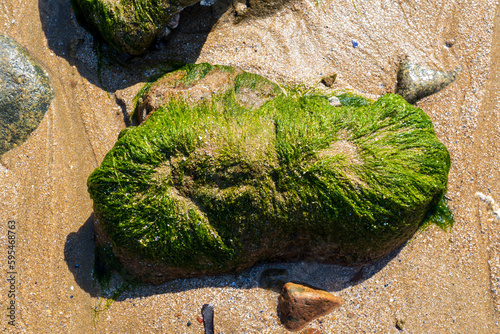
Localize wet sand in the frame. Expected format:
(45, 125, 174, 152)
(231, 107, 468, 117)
(1, 0, 500, 332)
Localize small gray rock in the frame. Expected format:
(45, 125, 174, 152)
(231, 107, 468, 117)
(167, 14, 181, 30)
(328, 96, 342, 107)
(395, 60, 461, 104)
(0, 35, 54, 156)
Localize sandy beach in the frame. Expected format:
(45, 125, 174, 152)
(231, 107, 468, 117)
(1, 0, 500, 332)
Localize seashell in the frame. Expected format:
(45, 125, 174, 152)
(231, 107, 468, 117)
(395, 60, 461, 104)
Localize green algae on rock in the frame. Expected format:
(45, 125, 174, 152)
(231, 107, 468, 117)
(0, 35, 54, 156)
(70, 0, 201, 55)
(88, 64, 451, 283)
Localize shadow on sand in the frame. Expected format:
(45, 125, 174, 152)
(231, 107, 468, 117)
(38, 0, 231, 93)
(38, 0, 298, 93)
(65, 214, 404, 301)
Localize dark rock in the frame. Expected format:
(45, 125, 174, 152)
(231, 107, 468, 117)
(395, 60, 461, 104)
(395, 318, 405, 331)
(87, 63, 452, 283)
(201, 304, 214, 334)
(259, 268, 290, 290)
(0, 35, 54, 156)
(70, 0, 201, 55)
(278, 282, 342, 332)
(321, 74, 336, 87)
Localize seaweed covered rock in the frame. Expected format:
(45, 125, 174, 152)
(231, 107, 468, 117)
(88, 64, 451, 283)
(0, 35, 54, 156)
(70, 0, 201, 55)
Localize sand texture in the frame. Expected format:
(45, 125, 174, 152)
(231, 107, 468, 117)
(1, 0, 500, 332)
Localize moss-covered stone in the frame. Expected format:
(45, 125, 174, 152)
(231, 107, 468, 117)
(70, 0, 200, 55)
(0, 35, 54, 156)
(88, 64, 451, 283)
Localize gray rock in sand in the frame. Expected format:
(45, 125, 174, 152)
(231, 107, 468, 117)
(0, 35, 54, 156)
(395, 60, 461, 104)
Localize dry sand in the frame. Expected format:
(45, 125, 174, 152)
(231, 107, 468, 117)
(1, 0, 500, 332)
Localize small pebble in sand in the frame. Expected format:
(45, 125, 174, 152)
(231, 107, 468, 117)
(321, 74, 337, 87)
(328, 96, 342, 107)
(352, 40, 359, 48)
(197, 316, 203, 323)
(395, 318, 405, 331)
(234, 2, 248, 16)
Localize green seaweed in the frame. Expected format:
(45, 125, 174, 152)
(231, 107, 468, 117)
(421, 197, 454, 231)
(71, 0, 195, 55)
(336, 92, 373, 107)
(88, 65, 452, 279)
(93, 244, 124, 290)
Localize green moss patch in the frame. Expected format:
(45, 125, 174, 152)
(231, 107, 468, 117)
(88, 65, 452, 282)
(71, 0, 199, 55)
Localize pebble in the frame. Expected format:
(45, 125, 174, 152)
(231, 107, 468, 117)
(278, 282, 342, 331)
(167, 14, 180, 29)
(321, 74, 337, 87)
(234, 2, 248, 16)
(395, 318, 405, 331)
(328, 96, 342, 107)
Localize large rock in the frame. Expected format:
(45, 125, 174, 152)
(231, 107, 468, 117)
(278, 282, 342, 331)
(70, 0, 201, 55)
(395, 60, 461, 104)
(88, 63, 451, 283)
(0, 35, 54, 156)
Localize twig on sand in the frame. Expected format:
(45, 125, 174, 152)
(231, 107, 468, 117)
(201, 304, 215, 334)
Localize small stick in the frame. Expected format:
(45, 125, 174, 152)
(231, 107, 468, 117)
(201, 304, 214, 334)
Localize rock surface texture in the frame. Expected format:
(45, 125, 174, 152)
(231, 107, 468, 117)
(70, 0, 201, 55)
(278, 282, 342, 332)
(0, 35, 53, 156)
(87, 64, 451, 283)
